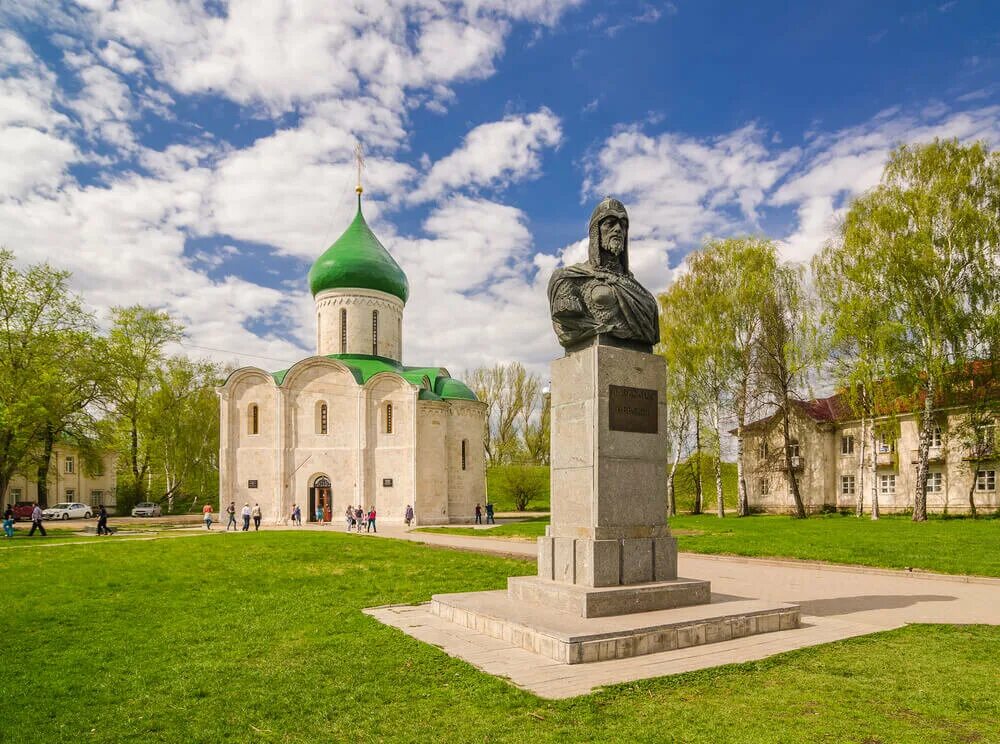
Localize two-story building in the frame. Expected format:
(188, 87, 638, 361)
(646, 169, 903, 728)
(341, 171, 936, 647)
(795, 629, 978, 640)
(741, 378, 999, 515)
(3, 443, 117, 510)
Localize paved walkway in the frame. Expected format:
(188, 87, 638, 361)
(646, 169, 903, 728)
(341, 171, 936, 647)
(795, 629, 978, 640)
(363, 523, 1000, 698)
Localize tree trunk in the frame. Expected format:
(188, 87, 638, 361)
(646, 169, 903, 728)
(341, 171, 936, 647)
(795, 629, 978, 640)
(736, 424, 749, 517)
(36, 424, 55, 507)
(913, 374, 934, 522)
(780, 398, 807, 518)
(856, 416, 867, 517)
(692, 409, 703, 515)
(713, 409, 724, 518)
(869, 425, 880, 521)
(967, 463, 978, 519)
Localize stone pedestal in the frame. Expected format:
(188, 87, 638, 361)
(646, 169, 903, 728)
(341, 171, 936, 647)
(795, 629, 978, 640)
(378, 343, 799, 666)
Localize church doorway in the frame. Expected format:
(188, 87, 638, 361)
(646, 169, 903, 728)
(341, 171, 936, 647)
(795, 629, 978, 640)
(309, 475, 332, 523)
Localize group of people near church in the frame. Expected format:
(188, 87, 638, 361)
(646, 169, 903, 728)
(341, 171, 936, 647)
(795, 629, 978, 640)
(474, 502, 495, 525)
(344, 505, 377, 533)
(211, 501, 262, 531)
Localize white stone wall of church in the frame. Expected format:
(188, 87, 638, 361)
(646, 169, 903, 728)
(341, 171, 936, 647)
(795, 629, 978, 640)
(365, 376, 417, 522)
(226, 375, 280, 520)
(415, 401, 450, 524)
(315, 288, 403, 361)
(446, 400, 487, 523)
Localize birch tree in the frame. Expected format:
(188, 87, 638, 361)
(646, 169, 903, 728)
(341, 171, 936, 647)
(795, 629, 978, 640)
(839, 139, 1000, 521)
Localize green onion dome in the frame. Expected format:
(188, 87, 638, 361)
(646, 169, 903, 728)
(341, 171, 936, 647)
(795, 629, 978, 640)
(308, 196, 409, 303)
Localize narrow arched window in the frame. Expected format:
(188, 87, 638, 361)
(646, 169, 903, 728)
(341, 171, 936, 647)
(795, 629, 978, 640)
(317, 402, 328, 435)
(372, 309, 379, 355)
(248, 403, 259, 435)
(386, 403, 393, 434)
(461, 439, 467, 471)
(316, 311, 321, 350)
(340, 308, 347, 353)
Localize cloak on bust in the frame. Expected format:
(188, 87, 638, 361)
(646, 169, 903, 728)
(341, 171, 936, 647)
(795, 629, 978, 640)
(547, 197, 660, 353)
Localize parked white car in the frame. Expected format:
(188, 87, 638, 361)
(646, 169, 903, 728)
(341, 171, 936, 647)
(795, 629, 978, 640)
(131, 502, 162, 517)
(42, 502, 93, 520)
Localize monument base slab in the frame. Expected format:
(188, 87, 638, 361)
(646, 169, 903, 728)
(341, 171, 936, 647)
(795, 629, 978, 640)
(507, 575, 709, 618)
(428, 590, 800, 664)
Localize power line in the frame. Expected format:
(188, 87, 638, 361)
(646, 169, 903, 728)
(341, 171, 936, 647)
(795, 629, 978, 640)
(177, 341, 301, 367)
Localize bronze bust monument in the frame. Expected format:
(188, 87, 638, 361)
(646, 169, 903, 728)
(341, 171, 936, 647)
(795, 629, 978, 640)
(547, 197, 660, 353)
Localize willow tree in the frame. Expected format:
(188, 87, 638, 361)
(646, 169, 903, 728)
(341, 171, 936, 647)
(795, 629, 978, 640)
(839, 139, 1000, 521)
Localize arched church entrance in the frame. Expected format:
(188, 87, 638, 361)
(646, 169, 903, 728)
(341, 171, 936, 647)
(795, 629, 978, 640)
(309, 475, 332, 523)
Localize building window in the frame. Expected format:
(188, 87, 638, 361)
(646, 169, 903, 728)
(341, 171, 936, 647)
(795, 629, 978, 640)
(930, 425, 942, 449)
(877, 433, 895, 453)
(385, 403, 393, 434)
(461, 439, 467, 471)
(248, 403, 259, 435)
(840, 435, 854, 455)
(788, 441, 800, 459)
(976, 470, 996, 492)
(317, 402, 328, 435)
(372, 310, 379, 356)
(927, 471, 943, 493)
(65, 488, 75, 500)
(340, 308, 347, 353)
(758, 440, 768, 459)
(90, 490, 103, 505)
(317, 311, 322, 350)
(759, 477, 769, 496)
(841, 475, 856, 496)
(10, 488, 21, 500)
(65, 456, 74, 474)
(879, 474, 896, 495)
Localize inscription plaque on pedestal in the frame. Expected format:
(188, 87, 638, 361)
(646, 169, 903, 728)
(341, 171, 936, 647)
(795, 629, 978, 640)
(608, 384, 657, 433)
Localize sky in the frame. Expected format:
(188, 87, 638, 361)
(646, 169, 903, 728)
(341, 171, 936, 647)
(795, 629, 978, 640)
(2, 0, 1000, 378)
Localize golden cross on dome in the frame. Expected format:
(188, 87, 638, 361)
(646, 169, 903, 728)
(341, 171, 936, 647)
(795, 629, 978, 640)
(354, 141, 365, 195)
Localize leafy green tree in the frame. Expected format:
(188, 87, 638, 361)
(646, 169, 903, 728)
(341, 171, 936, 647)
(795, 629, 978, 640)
(0, 250, 98, 504)
(102, 306, 183, 507)
(468, 362, 542, 465)
(146, 356, 222, 512)
(838, 139, 1000, 521)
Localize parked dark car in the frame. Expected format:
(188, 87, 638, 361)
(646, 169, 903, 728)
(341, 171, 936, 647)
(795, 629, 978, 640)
(12, 502, 36, 521)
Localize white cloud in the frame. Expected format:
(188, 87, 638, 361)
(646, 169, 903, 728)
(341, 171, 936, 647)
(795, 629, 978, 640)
(412, 108, 562, 203)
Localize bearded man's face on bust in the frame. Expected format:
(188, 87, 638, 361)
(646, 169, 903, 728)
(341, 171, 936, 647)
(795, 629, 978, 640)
(599, 215, 626, 257)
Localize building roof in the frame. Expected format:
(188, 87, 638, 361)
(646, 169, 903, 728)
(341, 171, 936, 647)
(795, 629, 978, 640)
(737, 360, 1000, 434)
(307, 195, 409, 302)
(271, 354, 478, 401)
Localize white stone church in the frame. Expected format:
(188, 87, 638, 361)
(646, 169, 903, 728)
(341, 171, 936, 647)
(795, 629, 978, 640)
(218, 191, 486, 525)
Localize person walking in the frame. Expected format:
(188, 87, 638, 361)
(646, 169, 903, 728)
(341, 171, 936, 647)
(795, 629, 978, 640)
(251, 503, 262, 531)
(485, 502, 495, 525)
(345, 505, 354, 532)
(3, 504, 14, 539)
(293, 504, 302, 526)
(366, 506, 377, 533)
(96, 504, 111, 536)
(404, 504, 414, 527)
(315, 503, 323, 525)
(28, 503, 47, 536)
(355, 506, 364, 534)
(241, 503, 251, 531)
(226, 501, 238, 531)
(474, 503, 482, 525)
(202, 502, 213, 529)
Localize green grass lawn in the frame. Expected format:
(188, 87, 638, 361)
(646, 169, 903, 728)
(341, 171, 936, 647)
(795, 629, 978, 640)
(417, 516, 550, 540)
(0, 532, 996, 743)
(420, 513, 1000, 577)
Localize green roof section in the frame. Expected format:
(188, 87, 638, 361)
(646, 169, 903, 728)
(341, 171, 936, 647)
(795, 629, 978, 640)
(270, 354, 479, 402)
(308, 195, 409, 302)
